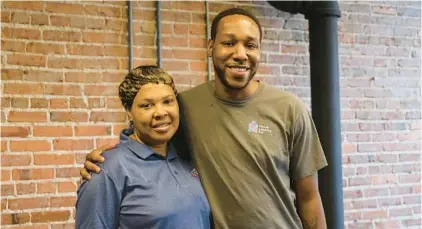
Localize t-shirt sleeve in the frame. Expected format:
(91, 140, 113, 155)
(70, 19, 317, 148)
(75, 169, 121, 229)
(289, 100, 328, 181)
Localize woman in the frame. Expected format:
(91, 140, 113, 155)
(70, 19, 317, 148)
(75, 66, 211, 229)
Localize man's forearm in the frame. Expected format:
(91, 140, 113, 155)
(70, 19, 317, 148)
(297, 196, 326, 229)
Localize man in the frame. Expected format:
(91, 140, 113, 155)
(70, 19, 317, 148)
(81, 8, 327, 229)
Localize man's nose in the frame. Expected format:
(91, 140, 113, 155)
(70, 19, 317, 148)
(233, 44, 247, 62)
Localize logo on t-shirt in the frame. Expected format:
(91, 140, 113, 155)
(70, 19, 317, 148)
(248, 120, 272, 135)
(191, 168, 199, 178)
(248, 120, 259, 133)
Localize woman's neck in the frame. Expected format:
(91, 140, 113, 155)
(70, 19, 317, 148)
(130, 133, 168, 157)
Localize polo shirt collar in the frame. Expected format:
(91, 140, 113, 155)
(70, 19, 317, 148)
(120, 128, 178, 160)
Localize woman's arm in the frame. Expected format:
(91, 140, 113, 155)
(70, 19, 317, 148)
(75, 170, 121, 229)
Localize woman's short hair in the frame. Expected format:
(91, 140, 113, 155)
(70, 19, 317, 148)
(118, 65, 177, 111)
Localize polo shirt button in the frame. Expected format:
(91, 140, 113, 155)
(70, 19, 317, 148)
(174, 171, 178, 175)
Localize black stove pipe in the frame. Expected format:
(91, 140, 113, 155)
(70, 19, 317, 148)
(267, 2, 344, 229)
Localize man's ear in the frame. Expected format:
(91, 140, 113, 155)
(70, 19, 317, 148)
(207, 39, 214, 57)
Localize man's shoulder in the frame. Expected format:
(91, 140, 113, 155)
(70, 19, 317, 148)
(262, 83, 305, 105)
(178, 82, 210, 98)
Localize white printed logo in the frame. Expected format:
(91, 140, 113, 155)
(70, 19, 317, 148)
(248, 120, 272, 135)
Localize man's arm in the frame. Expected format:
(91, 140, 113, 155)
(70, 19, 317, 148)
(80, 144, 116, 180)
(294, 174, 326, 229)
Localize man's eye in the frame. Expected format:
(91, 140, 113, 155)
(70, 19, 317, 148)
(247, 43, 258, 49)
(223, 42, 234, 46)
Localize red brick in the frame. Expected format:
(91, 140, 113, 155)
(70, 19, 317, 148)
(50, 196, 76, 207)
(50, 112, 88, 122)
(2, 39, 26, 52)
(16, 183, 36, 195)
(26, 42, 65, 55)
(84, 85, 118, 96)
(31, 14, 49, 25)
(37, 182, 56, 194)
(102, 72, 125, 83)
(82, 31, 121, 44)
(162, 11, 190, 23)
(7, 54, 46, 67)
(85, 17, 106, 29)
(53, 139, 94, 151)
(70, 98, 88, 108)
(1, 69, 23, 80)
(4, 83, 44, 95)
(67, 44, 105, 56)
(1, 10, 10, 22)
(90, 112, 126, 122)
(48, 57, 84, 69)
(2, 169, 11, 181)
(162, 60, 189, 71)
(89, 98, 106, 108)
(10, 140, 50, 152)
(1, 126, 30, 137)
(83, 59, 120, 69)
(45, 84, 82, 96)
(96, 138, 120, 149)
(31, 210, 70, 223)
(34, 154, 74, 165)
(50, 223, 75, 229)
(50, 98, 69, 109)
(3, 1, 44, 11)
(65, 72, 102, 83)
(2, 27, 41, 40)
(31, 98, 49, 108)
(399, 174, 421, 183)
(11, 97, 29, 108)
(84, 4, 122, 17)
(23, 69, 64, 82)
(58, 181, 77, 193)
(1, 184, 15, 196)
(43, 30, 81, 42)
(45, 2, 83, 14)
(12, 168, 54, 180)
(8, 111, 47, 122)
(56, 167, 80, 178)
(8, 197, 49, 210)
(75, 126, 111, 136)
(132, 9, 155, 20)
(1, 212, 30, 225)
(1, 154, 31, 166)
(106, 97, 123, 108)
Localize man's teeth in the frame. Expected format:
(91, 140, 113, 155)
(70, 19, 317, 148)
(231, 67, 247, 72)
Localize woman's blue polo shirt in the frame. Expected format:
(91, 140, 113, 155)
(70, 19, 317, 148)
(76, 128, 211, 229)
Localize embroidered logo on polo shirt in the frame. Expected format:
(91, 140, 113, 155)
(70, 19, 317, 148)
(191, 168, 199, 178)
(248, 120, 272, 135)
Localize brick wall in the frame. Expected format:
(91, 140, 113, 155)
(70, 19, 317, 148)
(1, 1, 420, 228)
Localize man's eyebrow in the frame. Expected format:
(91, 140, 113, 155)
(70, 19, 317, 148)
(220, 33, 259, 41)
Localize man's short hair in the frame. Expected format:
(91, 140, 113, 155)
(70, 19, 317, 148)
(118, 65, 177, 111)
(211, 8, 263, 42)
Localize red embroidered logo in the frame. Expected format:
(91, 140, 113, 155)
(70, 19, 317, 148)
(191, 168, 199, 177)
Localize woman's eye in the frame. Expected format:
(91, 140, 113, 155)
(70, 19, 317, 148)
(140, 104, 152, 108)
(163, 99, 174, 105)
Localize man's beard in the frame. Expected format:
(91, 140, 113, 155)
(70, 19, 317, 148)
(214, 64, 256, 91)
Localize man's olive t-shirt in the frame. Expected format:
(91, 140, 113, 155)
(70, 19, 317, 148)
(175, 81, 327, 229)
